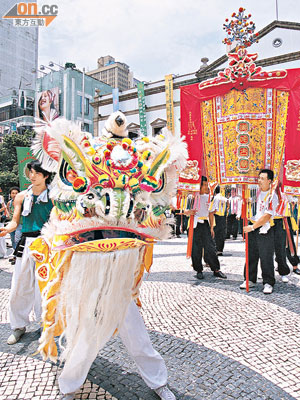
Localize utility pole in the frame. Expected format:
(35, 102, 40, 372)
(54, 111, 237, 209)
(275, 0, 279, 20)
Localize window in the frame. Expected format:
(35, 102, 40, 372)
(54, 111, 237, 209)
(153, 127, 162, 136)
(150, 118, 167, 136)
(79, 96, 90, 115)
(83, 123, 90, 132)
(128, 131, 139, 140)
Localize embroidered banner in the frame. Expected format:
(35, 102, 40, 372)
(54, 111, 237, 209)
(282, 72, 300, 195)
(165, 74, 175, 133)
(180, 68, 300, 191)
(137, 82, 147, 136)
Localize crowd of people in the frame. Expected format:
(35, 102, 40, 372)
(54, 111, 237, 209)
(170, 169, 300, 295)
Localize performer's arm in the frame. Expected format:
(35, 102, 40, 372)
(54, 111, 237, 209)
(0, 192, 24, 236)
(243, 213, 271, 233)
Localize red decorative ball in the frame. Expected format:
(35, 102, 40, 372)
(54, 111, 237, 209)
(225, 18, 229, 22)
(256, 32, 259, 36)
(239, 7, 244, 12)
(248, 14, 251, 17)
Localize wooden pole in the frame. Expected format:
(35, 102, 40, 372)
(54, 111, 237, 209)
(296, 198, 300, 250)
(242, 185, 249, 292)
(283, 217, 295, 257)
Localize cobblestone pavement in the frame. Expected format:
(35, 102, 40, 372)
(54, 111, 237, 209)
(1, 234, 300, 399)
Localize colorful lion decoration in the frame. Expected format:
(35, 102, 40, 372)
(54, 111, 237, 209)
(29, 112, 187, 362)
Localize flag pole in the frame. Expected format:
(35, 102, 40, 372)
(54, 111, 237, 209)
(242, 185, 249, 292)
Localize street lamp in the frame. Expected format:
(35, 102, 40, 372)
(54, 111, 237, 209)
(40, 64, 56, 72)
(49, 61, 64, 70)
(32, 68, 46, 76)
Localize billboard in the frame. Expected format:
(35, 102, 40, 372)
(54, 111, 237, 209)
(37, 87, 59, 122)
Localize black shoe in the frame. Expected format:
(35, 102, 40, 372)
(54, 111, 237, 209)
(196, 272, 204, 280)
(213, 271, 227, 279)
(293, 267, 300, 275)
(176, 235, 181, 238)
(216, 252, 223, 256)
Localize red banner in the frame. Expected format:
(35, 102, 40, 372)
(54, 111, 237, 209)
(179, 89, 202, 186)
(282, 70, 300, 195)
(180, 67, 300, 193)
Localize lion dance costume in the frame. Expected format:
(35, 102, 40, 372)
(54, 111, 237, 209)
(29, 112, 187, 393)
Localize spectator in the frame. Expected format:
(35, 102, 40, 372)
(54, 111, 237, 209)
(0, 187, 9, 258)
(6, 187, 22, 264)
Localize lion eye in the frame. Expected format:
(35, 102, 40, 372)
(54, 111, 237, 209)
(87, 193, 94, 200)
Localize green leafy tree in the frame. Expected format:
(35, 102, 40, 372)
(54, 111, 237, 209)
(0, 130, 34, 199)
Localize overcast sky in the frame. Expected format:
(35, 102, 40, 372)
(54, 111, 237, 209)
(39, 0, 300, 82)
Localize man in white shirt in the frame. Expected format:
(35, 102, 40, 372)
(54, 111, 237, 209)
(241, 169, 278, 294)
(226, 192, 242, 240)
(189, 177, 227, 280)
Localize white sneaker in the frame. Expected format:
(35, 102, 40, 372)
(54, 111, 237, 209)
(154, 385, 176, 400)
(240, 280, 256, 289)
(263, 284, 273, 294)
(7, 327, 26, 345)
(281, 275, 289, 283)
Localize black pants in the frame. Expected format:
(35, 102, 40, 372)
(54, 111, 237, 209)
(244, 226, 275, 286)
(214, 215, 226, 252)
(227, 214, 238, 238)
(172, 211, 181, 236)
(273, 219, 290, 276)
(192, 221, 220, 272)
(286, 217, 300, 267)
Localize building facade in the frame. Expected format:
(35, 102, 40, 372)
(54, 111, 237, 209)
(0, 0, 38, 96)
(87, 55, 136, 92)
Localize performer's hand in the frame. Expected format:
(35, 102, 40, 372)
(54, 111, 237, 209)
(210, 227, 215, 238)
(243, 225, 253, 233)
(0, 227, 8, 237)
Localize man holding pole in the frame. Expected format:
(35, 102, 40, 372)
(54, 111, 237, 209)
(241, 169, 278, 294)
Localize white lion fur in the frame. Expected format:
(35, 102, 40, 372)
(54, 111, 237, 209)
(57, 247, 144, 363)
